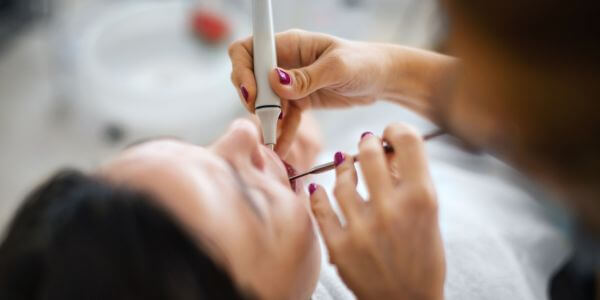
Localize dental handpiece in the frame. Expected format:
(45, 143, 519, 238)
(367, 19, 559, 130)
(252, 0, 280, 150)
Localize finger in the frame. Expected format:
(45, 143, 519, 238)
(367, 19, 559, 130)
(309, 183, 343, 246)
(332, 152, 363, 222)
(358, 133, 394, 204)
(274, 105, 302, 157)
(382, 123, 431, 183)
(268, 54, 342, 101)
(334, 151, 358, 187)
(228, 37, 257, 113)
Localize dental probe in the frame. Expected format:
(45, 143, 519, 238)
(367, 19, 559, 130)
(288, 129, 446, 181)
(253, 0, 280, 151)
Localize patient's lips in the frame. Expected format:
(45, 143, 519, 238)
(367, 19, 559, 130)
(282, 160, 298, 191)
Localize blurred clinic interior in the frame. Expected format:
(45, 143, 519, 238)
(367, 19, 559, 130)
(0, 0, 443, 228)
(0, 0, 597, 299)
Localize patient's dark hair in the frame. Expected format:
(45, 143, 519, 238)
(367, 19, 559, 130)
(0, 169, 249, 300)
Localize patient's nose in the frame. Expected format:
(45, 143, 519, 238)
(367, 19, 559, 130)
(228, 119, 262, 146)
(217, 119, 265, 168)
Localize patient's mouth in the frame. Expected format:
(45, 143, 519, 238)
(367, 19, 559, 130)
(282, 160, 297, 191)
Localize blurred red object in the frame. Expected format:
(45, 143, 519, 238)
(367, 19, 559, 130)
(191, 9, 231, 44)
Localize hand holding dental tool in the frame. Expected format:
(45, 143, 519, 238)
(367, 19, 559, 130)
(289, 129, 445, 181)
(229, 30, 455, 155)
(252, 0, 280, 150)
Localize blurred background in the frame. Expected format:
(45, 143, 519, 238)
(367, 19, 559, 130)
(0, 0, 443, 230)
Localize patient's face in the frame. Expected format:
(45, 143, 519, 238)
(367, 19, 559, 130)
(99, 119, 321, 300)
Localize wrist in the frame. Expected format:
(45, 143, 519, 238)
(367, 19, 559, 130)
(379, 45, 457, 123)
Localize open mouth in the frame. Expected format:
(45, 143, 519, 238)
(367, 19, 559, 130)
(282, 160, 298, 191)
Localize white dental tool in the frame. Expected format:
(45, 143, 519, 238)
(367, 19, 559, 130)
(252, 0, 280, 150)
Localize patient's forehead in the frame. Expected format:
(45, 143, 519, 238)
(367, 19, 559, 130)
(98, 141, 221, 203)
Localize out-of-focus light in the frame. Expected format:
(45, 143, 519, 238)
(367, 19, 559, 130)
(190, 9, 231, 44)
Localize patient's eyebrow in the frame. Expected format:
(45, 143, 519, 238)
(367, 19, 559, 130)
(123, 136, 182, 150)
(227, 163, 266, 222)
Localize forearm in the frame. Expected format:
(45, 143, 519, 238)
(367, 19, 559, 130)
(379, 45, 458, 125)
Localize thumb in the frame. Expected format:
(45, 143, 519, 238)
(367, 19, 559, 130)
(269, 57, 341, 100)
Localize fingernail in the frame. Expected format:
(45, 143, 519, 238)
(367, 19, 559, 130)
(277, 68, 292, 85)
(240, 85, 249, 102)
(361, 131, 374, 140)
(278, 112, 283, 120)
(334, 152, 345, 167)
(308, 183, 317, 195)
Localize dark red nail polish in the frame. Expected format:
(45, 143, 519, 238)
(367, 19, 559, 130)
(278, 112, 283, 120)
(277, 68, 292, 85)
(334, 152, 345, 167)
(240, 85, 249, 102)
(361, 131, 374, 140)
(308, 183, 317, 195)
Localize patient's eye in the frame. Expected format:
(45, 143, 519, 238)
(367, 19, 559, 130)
(123, 136, 182, 150)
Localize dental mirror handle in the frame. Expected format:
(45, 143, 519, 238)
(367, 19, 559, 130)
(288, 129, 446, 181)
(252, 0, 281, 150)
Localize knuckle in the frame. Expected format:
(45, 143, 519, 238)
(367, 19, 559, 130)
(227, 41, 239, 57)
(332, 184, 348, 200)
(293, 68, 312, 94)
(407, 183, 438, 215)
(285, 28, 306, 36)
(313, 205, 333, 222)
(391, 125, 421, 145)
(335, 160, 351, 174)
(387, 124, 421, 146)
(359, 144, 381, 161)
(311, 199, 326, 215)
(328, 53, 348, 69)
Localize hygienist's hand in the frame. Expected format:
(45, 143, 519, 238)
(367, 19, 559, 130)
(309, 124, 445, 300)
(229, 29, 456, 156)
(229, 29, 389, 155)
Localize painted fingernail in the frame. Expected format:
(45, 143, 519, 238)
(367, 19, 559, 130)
(308, 183, 317, 195)
(277, 68, 292, 85)
(361, 131, 374, 140)
(278, 112, 283, 120)
(240, 85, 249, 102)
(334, 151, 345, 167)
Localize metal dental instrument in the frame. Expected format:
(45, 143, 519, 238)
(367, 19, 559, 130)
(288, 129, 445, 181)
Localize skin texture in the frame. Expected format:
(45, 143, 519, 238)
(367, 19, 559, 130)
(98, 118, 321, 300)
